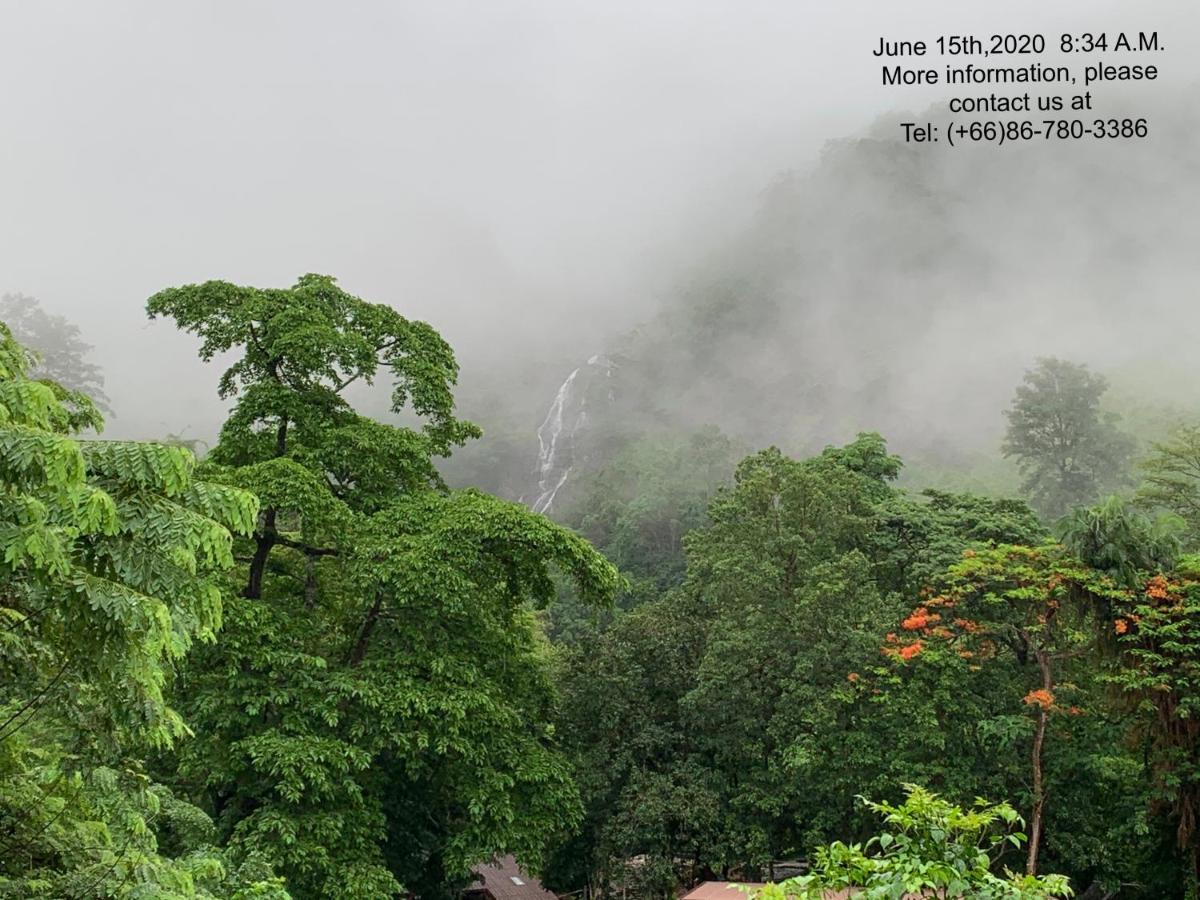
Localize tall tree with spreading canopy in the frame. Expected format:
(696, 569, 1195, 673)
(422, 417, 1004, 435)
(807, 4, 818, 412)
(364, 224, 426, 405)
(1002, 358, 1134, 520)
(146, 274, 620, 898)
(876, 536, 1152, 879)
(553, 435, 957, 890)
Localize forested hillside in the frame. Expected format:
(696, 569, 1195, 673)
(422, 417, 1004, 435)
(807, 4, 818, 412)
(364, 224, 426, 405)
(444, 91, 1200, 512)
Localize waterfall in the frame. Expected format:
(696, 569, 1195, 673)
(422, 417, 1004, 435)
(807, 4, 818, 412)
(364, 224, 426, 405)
(530, 367, 580, 514)
(526, 355, 616, 515)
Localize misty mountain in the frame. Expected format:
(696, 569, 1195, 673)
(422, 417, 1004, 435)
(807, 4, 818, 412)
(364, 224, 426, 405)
(444, 87, 1200, 509)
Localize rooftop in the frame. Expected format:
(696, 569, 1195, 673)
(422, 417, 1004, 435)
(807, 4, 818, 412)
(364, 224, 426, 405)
(680, 883, 764, 900)
(465, 855, 558, 900)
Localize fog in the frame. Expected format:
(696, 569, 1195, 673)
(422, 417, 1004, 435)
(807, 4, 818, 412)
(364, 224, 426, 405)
(3, 1, 1200, 496)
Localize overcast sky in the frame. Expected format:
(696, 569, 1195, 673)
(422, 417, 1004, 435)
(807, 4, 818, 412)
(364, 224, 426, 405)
(2, 1, 1196, 437)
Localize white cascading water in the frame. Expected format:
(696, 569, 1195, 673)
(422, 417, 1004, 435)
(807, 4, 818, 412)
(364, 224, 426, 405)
(527, 355, 615, 515)
(530, 367, 580, 514)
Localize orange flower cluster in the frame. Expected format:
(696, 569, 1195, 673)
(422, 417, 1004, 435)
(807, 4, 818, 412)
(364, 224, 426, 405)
(881, 633, 924, 661)
(1023, 688, 1055, 711)
(1146, 575, 1174, 602)
(847, 672, 860, 683)
(901, 608, 941, 631)
(953, 617, 983, 634)
(1114, 618, 1129, 635)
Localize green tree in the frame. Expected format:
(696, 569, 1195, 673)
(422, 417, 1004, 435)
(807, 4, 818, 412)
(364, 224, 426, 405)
(679, 441, 899, 874)
(1056, 495, 1181, 587)
(1138, 424, 1200, 547)
(546, 427, 743, 643)
(1112, 563, 1200, 893)
(551, 431, 1192, 897)
(877, 543, 1137, 877)
(1002, 358, 1134, 519)
(549, 590, 716, 896)
(146, 275, 619, 898)
(551, 436, 918, 891)
(570, 427, 742, 588)
(0, 322, 283, 897)
(0, 292, 110, 412)
(872, 488, 1047, 598)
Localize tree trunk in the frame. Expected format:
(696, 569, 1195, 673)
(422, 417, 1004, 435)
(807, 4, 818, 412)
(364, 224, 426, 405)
(1027, 706, 1047, 874)
(1027, 648, 1053, 875)
(244, 508, 277, 599)
(347, 590, 384, 666)
(303, 555, 318, 609)
(244, 415, 288, 600)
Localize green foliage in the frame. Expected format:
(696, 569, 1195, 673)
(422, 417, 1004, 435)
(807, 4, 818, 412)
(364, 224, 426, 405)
(1002, 358, 1135, 520)
(753, 786, 1072, 899)
(872, 489, 1047, 598)
(547, 428, 744, 643)
(0, 321, 279, 897)
(0, 319, 259, 740)
(1057, 495, 1181, 587)
(1110, 563, 1200, 890)
(878, 542, 1135, 878)
(1138, 424, 1200, 547)
(549, 585, 712, 893)
(548, 437, 899, 889)
(10, 271, 1200, 899)
(872, 535, 1194, 892)
(147, 273, 478, 464)
(572, 427, 743, 585)
(552, 431, 1196, 896)
(147, 275, 620, 898)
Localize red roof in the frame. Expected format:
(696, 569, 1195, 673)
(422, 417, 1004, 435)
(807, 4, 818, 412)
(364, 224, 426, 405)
(465, 855, 557, 900)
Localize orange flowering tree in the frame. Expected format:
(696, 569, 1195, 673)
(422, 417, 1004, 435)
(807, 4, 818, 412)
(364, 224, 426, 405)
(1112, 562, 1200, 892)
(879, 543, 1127, 877)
